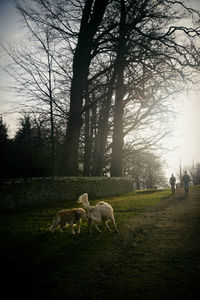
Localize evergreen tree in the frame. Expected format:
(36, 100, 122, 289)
(0, 117, 13, 178)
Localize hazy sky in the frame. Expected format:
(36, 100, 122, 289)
(164, 91, 200, 178)
(0, 0, 200, 180)
(0, 0, 25, 134)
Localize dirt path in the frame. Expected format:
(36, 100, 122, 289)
(87, 188, 200, 300)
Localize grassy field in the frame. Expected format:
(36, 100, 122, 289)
(0, 189, 171, 299)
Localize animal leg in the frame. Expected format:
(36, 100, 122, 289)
(49, 215, 60, 232)
(94, 223, 101, 232)
(111, 217, 119, 233)
(59, 224, 65, 232)
(87, 218, 92, 233)
(104, 220, 112, 231)
(49, 224, 55, 232)
(77, 220, 81, 234)
(69, 222, 75, 235)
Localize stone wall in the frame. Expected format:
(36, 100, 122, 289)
(0, 177, 134, 208)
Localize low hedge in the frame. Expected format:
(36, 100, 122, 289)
(0, 177, 134, 208)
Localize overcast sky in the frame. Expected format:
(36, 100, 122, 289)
(0, 0, 200, 180)
(0, 0, 22, 133)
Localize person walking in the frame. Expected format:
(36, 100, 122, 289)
(182, 171, 190, 196)
(169, 173, 176, 194)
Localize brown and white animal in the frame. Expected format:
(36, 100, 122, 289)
(78, 193, 118, 233)
(49, 208, 87, 235)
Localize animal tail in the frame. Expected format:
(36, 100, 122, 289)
(78, 193, 90, 209)
(49, 224, 54, 232)
(49, 214, 60, 232)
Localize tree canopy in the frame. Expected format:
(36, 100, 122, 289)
(1, 0, 200, 181)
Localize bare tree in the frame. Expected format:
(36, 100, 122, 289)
(1, 29, 61, 175)
(63, 0, 110, 175)
(2, 0, 200, 179)
(187, 162, 200, 185)
(109, 0, 200, 176)
(123, 149, 167, 189)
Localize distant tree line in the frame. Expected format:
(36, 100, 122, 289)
(0, 115, 55, 178)
(1, 0, 200, 182)
(123, 148, 167, 189)
(0, 115, 167, 189)
(177, 162, 200, 186)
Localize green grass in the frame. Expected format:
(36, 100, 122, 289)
(193, 184, 200, 189)
(0, 189, 171, 299)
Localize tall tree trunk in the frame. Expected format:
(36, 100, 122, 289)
(92, 73, 116, 176)
(63, 0, 109, 176)
(110, 0, 126, 177)
(49, 93, 57, 176)
(92, 117, 110, 176)
(83, 87, 94, 176)
(46, 32, 57, 176)
(110, 73, 125, 177)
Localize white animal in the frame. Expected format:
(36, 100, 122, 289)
(49, 208, 87, 235)
(78, 193, 118, 233)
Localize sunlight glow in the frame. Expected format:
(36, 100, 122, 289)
(164, 91, 200, 179)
